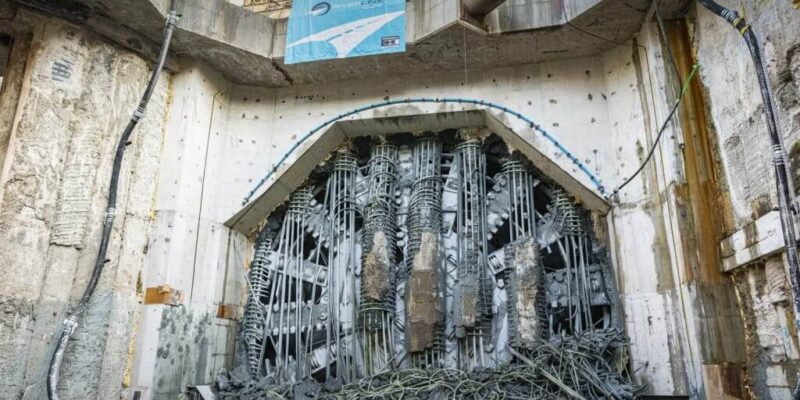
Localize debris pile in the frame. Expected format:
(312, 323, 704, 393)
(218, 328, 643, 400)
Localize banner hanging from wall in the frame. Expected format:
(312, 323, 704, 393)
(285, 0, 406, 64)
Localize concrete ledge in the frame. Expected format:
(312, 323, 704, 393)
(13, 0, 687, 87)
(719, 211, 799, 272)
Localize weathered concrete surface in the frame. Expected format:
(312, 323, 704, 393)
(693, 0, 800, 229)
(145, 307, 236, 398)
(0, 15, 169, 400)
(731, 257, 799, 399)
(363, 231, 391, 302)
(511, 238, 542, 347)
(406, 232, 440, 353)
(128, 64, 249, 400)
(720, 211, 789, 271)
(453, 280, 478, 331)
(0, 31, 29, 192)
(691, 1, 800, 398)
(605, 10, 748, 397)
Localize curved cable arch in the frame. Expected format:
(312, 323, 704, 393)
(243, 97, 606, 205)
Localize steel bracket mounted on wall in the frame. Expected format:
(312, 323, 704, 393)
(217, 304, 242, 320)
(143, 285, 184, 306)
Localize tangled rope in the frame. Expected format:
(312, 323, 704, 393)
(218, 329, 643, 400)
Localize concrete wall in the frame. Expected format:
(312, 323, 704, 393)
(693, 0, 800, 228)
(0, 15, 249, 399)
(128, 64, 249, 399)
(166, 14, 732, 397)
(0, 16, 169, 399)
(224, 57, 618, 224)
(1, 1, 798, 399)
(204, 6, 794, 399)
(126, 39, 634, 400)
(690, 0, 800, 398)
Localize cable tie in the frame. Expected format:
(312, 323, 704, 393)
(721, 9, 737, 22)
(730, 16, 750, 36)
(739, 23, 750, 35)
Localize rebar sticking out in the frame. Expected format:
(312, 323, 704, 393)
(326, 150, 358, 383)
(453, 139, 491, 369)
(243, 230, 274, 375)
(503, 159, 536, 242)
(405, 138, 444, 368)
(360, 144, 399, 375)
(552, 187, 585, 236)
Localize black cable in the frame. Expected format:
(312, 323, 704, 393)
(563, 1, 698, 198)
(696, 1, 800, 399)
(45, 2, 179, 398)
(611, 64, 699, 196)
(562, 0, 698, 198)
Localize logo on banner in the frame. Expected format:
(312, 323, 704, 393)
(310, 2, 330, 16)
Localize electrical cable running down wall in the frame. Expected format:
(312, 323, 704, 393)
(45, 2, 179, 399)
(228, 129, 627, 398)
(697, 1, 800, 397)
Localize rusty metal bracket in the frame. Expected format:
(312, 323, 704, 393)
(217, 304, 242, 320)
(143, 285, 184, 306)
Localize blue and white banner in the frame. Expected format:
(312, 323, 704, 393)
(285, 0, 406, 64)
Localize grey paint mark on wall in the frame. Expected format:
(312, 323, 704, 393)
(51, 58, 73, 81)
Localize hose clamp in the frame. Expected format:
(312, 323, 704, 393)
(167, 11, 180, 28)
(720, 9, 738, 22)
(771, 144, 787, 166)
(106, 207, 116, 223)
(63, 316, 78, 334)
(132, 106, 146, 122)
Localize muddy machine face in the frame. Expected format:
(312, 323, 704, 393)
(238, 129, 619, 386)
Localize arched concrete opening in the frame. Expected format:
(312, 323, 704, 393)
(226, 108, 609, 236)
(225, 109, 623, 393)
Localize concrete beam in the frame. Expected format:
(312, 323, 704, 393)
(719, 211, 800, 272)
(12, 0, 688, 87)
